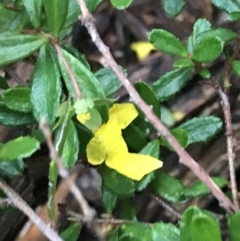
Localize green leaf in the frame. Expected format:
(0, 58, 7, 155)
(102, 186, 118, 214)
(192, 37, 223, 62)
(228, 211, 240, 241)
(0, 76, 9, 90)
(180, 116, 222, 144)
(100, 164, 135, 196)
(136, 140, 160, 191)
(152, 67, 193, 101)
(162, 0, 186, 17)
(60, 223, 81, 241)
(161, 128, 188, 151)
(199, 68, 210, 78)
(0, 157, 24, 178)
(135, 81, 160, 117)
(58, 47, 105, 98)
(42, 0, 69, 37)
(196, 28, 237, 44)
(232, 60, 240, 75)
(180, 207, 220, 241)
(0, 7, 29, 33)
(193, 19, 211, 40)
(180, 207, 196, 241)
(119, 198, 136, 220)
(22, 0, 42, 28)
(151, 171, 186, 203)
(0, 136, 40, 161)
(152, 222, 180, 241)
(173, 58, 194, 68)
(120, 223, 152, 240)
(2, 87, 32, 113)
(61, 44, 90, 69)
(110, 0, 133, 9)
(191, 213, 221, 241)
(48, 161, 58, 221)
(31, 44, 61, 125)
(85, 0, 103, 12)
(0, 102, 35, 126)
(95, 67, 122, 97)
(123, 124, 147, 151)
(183, 177, 227, 198)
(161, 106, 174, 127)
(0, 34, 47, 66)
(55, 120, 79, 169)
(149, 29, 188, 57)
(75, 122, 93, 153)
(210, 0, 240, 13)
(229, 12, 240, 20)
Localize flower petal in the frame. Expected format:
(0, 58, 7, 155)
(87, 118, 128, 165)
(109, 103, 138, 129)
(106, 153, 163, 181)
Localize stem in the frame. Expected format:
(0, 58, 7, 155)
(150, 193, 182, 219)
(39, 119, 106, 240)
(76, 0, 236, 213)
(217, 85, 239, 209)
(0, 179, 63, 241)
(53, 43, 82, 99)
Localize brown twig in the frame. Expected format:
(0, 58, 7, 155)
(76, 0, 236, 213)
(216, 83, 239, 209)
(39, 119, 106, 241)
(53, 43, 82, 99)
(150, 193, 182, 220)
(66, 208, 150, 226)
(0, 178, 63, 241)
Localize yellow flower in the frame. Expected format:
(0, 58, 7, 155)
(77, 112, 91, 124)
(130, 41, 156, 60)
(86, 103, 162, 180)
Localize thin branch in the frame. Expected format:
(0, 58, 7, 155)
(53, 42, 82, 99)
(150, 193, 182, 220)
(0, 178, 63, 241)
(76, 0, 236, 213)
(39, 119, 106, 241)
(65, 208, 151, 226)
(217, 83, 239, 209)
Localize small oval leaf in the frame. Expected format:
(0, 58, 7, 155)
(95, 67, 122, 97)
(193, 37, 223, 62)
(151, 170, 186, 203)
(228, 211, 240, 241)
(152, 67, 193, 101)
(162, 0, 186, 17)
(135, 81, 160, 117)
(152, 222, 180, 241)
(0, 34, 47, 66)
(0, 136, 40, 161)
(2, 87, 32, 113)
(43, 0, 69, 36)
(0, 102, 35, 126)
(180, 116, 222, 144)
(22, 0, 42, 28)
(149, 29, 188, 57)
(110, 0, 133, 9)
(31, 44, 62, 125)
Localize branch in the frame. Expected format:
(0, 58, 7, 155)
(150, 193, 182, 219)
(0, 178, 63, 241)
(76, 0, 236, 213)
(217, 83, 239, 209)
(53, 42, 82, 99)
(39, 119, 106, 241)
